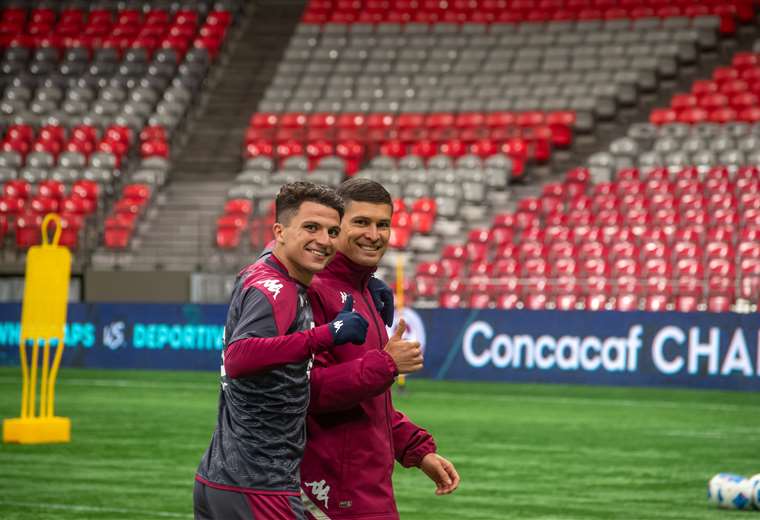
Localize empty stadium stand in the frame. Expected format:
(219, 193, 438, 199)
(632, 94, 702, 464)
(0, 0, 239, 286)
(3, 0, 760, 311)
(410, 45, 760, 312)
(91, 1, 303, 273)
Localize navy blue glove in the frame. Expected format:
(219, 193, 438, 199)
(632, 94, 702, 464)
(329, 295, 369, 345)
(368, 277, 395, 327)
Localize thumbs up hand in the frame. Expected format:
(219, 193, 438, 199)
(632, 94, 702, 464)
(329, 295, 369, 346)
(390, 318, 406, 340)
(384, 319, 423, 374)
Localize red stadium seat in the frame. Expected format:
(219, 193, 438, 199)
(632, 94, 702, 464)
(389, 227, 410, 249)
(707, 296, 732, 313)
(644, 294, 670, 312)
(124, 184, 153, 206)
(29, 196, 59, 214)
(412, 198, 437, 217)
(615, 293, 639, 312)
(705, 241, 733, 260)
(224, 199, 253, 218)
(410, 211, 434, 234)
(4, 180, 31, 200)
(738, 241, 760, 259)
(523, 292, 547, 310)
(57, 214, 82, 249)
(15, 213, 43, 248)
(584, 292, 608, 311)
(492, 258, 519, 276)
(675, 295, 701, 312)
(708, 275, 735, 298)
(61, 196, 93, 216)
(410, 275, 436, 298)
(72, 180, 99, 202)
(36, 180, 65, 200)
(336, 139, 364, 175)
(439, 292, 462, 309)
(0, 195, 25, 218)
(555, 292, 579, 311)
(380, 140, 406, 159)
(216, 220, 243, 249)
(465, 242, 488, 263)
(468, 292, 491, 309)
(675, 258, 703, 278)
(249, 215, 274, 248)
(642, 258, 670, 278)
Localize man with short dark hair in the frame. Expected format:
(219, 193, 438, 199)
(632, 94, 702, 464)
(300, 178, 460, 520)
(195, 182, 369, 520)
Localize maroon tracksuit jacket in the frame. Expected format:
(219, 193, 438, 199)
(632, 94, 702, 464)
(300, 252, 437, 520)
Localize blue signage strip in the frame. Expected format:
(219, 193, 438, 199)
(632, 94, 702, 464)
(1, 303, 759, 391)
(410, 308, 760, 391)
(0, 303, 227, 371)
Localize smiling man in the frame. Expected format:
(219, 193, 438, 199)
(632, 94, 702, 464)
(195, 182, 369, 520)
(300, 178, 460, 520)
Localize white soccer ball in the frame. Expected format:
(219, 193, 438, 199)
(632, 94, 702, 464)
(749, 473, 760, 509)
(708, 473, 732, 505)
(708, 473, 754, 510)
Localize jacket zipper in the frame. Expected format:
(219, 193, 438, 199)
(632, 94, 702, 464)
(358, 288, 395, 462)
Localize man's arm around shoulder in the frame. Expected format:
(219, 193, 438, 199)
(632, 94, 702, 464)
(307, 284, 398, 413)
(224, 287, 333, 378)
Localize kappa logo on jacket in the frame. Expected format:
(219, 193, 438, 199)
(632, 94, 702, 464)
(304, 479, 331, 509)
(339, 291, 349, 304)
(257, 279, 283, 299)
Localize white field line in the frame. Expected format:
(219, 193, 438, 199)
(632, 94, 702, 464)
(0, 500, 189, 518)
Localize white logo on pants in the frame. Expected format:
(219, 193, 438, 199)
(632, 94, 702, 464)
(304, 479, 331, 509)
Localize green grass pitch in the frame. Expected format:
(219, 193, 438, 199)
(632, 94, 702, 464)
(0, 367, 758, 519)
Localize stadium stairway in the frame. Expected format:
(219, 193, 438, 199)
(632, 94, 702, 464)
(117, 180, 229, 271)
(173, 0, 308, 178)
(95, 0, 308, 271)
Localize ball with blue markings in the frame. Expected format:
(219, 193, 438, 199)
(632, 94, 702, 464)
(707, 473, 730, 505)
(707, 473, 754, 510)
(749, 473, 760, 509)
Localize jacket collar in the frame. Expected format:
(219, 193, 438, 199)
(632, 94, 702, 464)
(263, 250, 307, 288)
(325, 251, 377, 290)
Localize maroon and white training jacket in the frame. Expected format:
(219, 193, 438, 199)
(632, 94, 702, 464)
(301, 252, 437, 520)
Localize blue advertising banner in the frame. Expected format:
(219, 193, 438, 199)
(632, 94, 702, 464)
(1, 303, 760, 391)
(403, 308, 760, 391)
(0, 303, 227, 371)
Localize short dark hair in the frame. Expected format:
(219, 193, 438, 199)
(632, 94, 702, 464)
(275, 182, 344, 224)
(337, 178, 393, 210)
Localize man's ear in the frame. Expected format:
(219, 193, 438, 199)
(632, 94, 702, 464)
(273, 222, 286, 245)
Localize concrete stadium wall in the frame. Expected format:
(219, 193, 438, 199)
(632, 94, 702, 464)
(84, 271, 190, 303)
